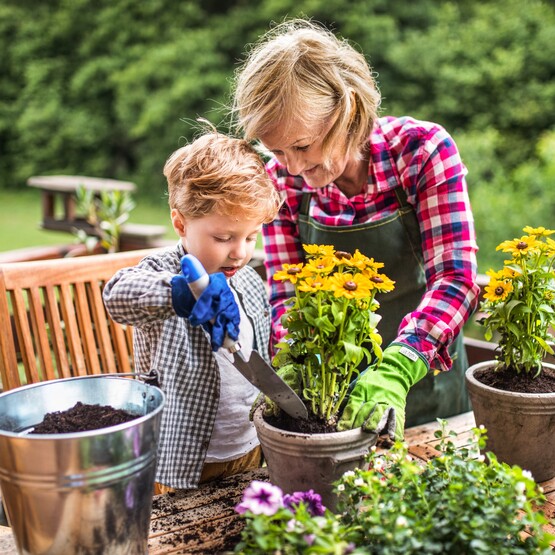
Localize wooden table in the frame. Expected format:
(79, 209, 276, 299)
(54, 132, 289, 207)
(26, 174, 168, 250)
(1, 412, 554, 554)
(27, 175, 137, 234)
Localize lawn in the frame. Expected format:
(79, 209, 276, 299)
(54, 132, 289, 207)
(0, 189, 175, 253)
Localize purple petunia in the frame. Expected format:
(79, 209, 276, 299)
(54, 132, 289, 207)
(235, 481, 284, 516)
(283, 489, 326, 516)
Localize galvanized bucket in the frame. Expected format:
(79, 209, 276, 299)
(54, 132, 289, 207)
(0, 375, 165, 555)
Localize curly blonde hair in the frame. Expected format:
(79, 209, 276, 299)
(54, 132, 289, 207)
(164, 132, 281, 223)
(231, 19, 381, 163)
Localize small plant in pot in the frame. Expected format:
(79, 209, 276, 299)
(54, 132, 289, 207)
(252, 244, 394, 508)
(235, 423, 555, 554)
(465, 225, 555, 481)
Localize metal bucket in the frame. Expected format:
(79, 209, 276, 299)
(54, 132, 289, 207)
(0, 375, 165, 555)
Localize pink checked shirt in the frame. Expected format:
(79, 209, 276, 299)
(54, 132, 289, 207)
(262, 116, 480, 372)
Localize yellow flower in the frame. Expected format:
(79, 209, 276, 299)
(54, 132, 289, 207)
(545, 237, 555, 257)
(303, 244, 335, 258)
(303, 256, 336, 276)
(496, 236, 541, 256)
(273, 263, 304, 284)
(523, 226, 555, 237)
(365, 271, 396, 293)
(484, 278, 513, 302)
(328, 272, 373, 299)
(297, 275, 331, 293)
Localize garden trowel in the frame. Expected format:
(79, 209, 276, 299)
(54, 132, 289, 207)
(180, 254, 308, 420)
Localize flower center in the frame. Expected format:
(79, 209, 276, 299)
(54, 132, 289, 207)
(335, 251, 352, 260)
(516, 241, 528, 250)
(495, 286, 505, 296)
(371, 276, 384, 283)
(287, 267, 302, 275)
(344, 281, 357, 291)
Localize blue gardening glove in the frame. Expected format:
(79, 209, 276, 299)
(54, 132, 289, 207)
(171, 271, 240, 351)
(337, 343, 429, 441)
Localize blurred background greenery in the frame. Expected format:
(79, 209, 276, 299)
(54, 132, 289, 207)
(1, 0, 554, 271)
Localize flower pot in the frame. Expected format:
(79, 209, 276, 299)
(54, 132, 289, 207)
(465, 361, 555, 482)
(0, 375, 165, 555)
(252, 405, 377, 511)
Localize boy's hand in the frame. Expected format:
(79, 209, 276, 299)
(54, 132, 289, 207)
(337, 343, 429, 440)
(171, 272, 240, 350)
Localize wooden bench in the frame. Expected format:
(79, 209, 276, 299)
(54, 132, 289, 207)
(0, 248, 164, 392)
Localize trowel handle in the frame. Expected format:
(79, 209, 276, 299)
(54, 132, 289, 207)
(180, 254, 239, 352)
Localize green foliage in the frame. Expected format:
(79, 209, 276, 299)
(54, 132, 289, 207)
(479, 226, 555, 375)
(74, 184, 136, 252)
(236, 423, 554, 554)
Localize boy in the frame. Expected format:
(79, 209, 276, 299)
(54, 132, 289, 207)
(103, 131, 281, 491)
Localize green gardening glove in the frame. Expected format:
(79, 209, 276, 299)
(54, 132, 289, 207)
(337, 343, 429, 441)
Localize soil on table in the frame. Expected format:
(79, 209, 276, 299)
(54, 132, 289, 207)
(474, 365, 555, 393)
(30, 401, 138, 434)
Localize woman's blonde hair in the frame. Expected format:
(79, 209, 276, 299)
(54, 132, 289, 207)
(231, 19, 381, 162)
(164, 131, 281, 223)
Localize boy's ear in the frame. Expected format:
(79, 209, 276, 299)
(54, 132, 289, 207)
(171, 208, 186, 237)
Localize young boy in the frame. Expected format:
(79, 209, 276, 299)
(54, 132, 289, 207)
(103, 131, 281, 491)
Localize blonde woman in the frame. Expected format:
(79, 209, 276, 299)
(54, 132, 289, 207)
(232, 19, 481, 439)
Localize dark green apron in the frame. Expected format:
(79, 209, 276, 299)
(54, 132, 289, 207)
(297, 186, 470, 427)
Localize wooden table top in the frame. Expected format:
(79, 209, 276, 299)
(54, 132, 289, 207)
(27, 174, 136, 193)
(1, 412, 554, 554)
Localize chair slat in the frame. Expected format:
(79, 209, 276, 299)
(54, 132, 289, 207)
(27, 286, 56, 382)
(88, 281, 117, 374)
(59, 283, 87, 376)
(11, 289, 40, 385)
(110, 319, 133, 374)
(43, 285, 71, 379)
(74, 282, 101, 375)
(0, 277, 21, 390)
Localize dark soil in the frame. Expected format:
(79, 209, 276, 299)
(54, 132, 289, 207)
(474, 365, 555, 393)
(266, 409, 338, 434)
(30, 401, 138, 434)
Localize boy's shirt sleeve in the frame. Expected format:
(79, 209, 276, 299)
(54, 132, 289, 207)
(103, 257, 178, 327)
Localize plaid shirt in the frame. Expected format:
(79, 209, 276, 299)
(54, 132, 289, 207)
(102, 243, 271, 488)
(262, 116, 480, 371)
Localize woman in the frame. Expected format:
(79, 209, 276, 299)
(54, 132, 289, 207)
(231, 19, 480, 439)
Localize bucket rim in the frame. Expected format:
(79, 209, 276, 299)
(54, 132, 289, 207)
(0, 374, 165, 439)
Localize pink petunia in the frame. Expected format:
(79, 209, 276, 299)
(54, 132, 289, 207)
(235, 481, 284, 516)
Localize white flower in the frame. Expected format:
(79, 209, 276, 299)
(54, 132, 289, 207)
(477, 454, 485, 463)
(515, 481, 526, 494)
(337, 484, 345, 492)
(522, 470, 533, 480)
(354, 478, 365, 487)
(373, 458, 385, 471)
(343, 471, 355, 478)
(396, 516, 408, 527)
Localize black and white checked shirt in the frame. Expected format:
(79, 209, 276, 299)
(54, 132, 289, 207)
(102, 243, 272, 488)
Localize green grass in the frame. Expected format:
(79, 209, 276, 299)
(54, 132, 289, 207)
(0, 189, 175, 253)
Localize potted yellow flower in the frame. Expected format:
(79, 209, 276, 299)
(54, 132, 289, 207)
(465, 225, 555, 482)
(252, 244, 395, 509)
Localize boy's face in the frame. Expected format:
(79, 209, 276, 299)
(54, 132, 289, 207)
(171, 210, 262, 278)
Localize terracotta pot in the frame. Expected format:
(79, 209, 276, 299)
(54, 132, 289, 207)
(252, 405, 377, 511)
(465, 361, 555, 482)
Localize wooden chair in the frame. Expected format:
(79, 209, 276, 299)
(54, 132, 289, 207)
(0, 248, 162, 392)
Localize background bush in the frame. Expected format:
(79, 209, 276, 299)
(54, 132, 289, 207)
(1, 0, 554, 270)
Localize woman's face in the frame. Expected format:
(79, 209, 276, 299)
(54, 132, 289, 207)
(259, 119, 354, 190)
